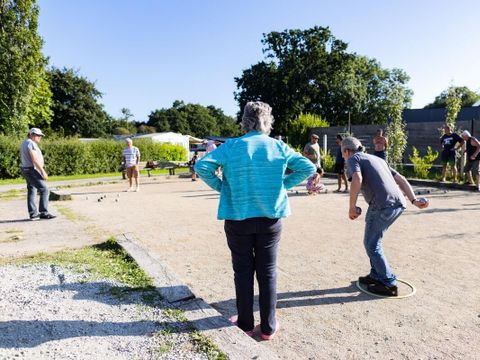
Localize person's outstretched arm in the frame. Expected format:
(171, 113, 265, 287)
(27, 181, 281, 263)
(194, 145, 226, 192)
(283, 146, 317, 190)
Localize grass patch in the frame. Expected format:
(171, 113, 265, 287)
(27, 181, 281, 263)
(56, 206, 88, 222)
(191, 331, 227, 360)
(0, 189, 26, 200)
(163, 308, 188, 322)
(0, 237, 153, 288)
(5, 228, 22, 234)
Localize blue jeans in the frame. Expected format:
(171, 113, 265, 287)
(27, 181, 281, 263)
(224, 217, 282, 335)
(20, 167, 49, 217)
(363, 205, 404, 287)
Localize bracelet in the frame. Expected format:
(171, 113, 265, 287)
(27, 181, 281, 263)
(411, 198, 417, 204)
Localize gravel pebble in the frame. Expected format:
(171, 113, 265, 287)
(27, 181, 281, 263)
(0, 264, 208, 360)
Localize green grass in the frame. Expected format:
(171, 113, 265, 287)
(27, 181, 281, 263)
(0, 189, 26, 200)
(0, 167, 190, 185)
(191, 331, 227, 360)
(0, 237, 153, 288)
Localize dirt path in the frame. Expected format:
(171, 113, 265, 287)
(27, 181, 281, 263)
(2, 176, 479, 359)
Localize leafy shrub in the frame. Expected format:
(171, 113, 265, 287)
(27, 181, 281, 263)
(320, 149, 335, 172)
(408, 146, 438, 179)
(287, 113, 329, 148)
(0, 136, 186, 179)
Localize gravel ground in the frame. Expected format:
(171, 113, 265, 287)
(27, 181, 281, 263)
(0, 264, 208, 360)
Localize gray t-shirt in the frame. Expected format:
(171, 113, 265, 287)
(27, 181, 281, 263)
(346, 152, 406, 209)
(20, 138, 44, 169)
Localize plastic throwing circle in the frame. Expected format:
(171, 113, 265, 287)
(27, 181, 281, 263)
(355, 279, 416, 299)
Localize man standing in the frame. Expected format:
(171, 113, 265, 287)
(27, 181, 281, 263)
(461, 130, 480, 191)
(440, 125, 463, 182)
(342, 137, 428, 296)
(303, 133, 321, 168)
(20, 128, 56, 220)
(372, 129, 388, 161)
(123, 138, 141, 192)
(334, 134, 348, 193)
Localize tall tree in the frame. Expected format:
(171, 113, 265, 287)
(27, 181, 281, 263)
(424, 86, 480, 109)
(0, 0, 52, 135)
(48, 67, 108, 137)
(235, 26, 412, 133)
(147, 101, 240, 138)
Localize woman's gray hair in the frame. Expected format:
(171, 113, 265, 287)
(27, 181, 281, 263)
(341, 137, 364, 153)
(241, 101, 274, 135)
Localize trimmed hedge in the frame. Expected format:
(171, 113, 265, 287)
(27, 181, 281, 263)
(0, 136, 186, 179)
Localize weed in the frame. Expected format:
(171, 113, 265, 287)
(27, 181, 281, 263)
(163, 308, 188, 322)
(0, 189, 26, 200)
(191, 331, 227, 360)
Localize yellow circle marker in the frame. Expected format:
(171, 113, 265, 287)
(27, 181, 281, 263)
(355, 279, 416, 299)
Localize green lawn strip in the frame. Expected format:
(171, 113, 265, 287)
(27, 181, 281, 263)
(0, 237, 226, 359)
(0, 189, 26, 200)
(0, 168, 190, 186)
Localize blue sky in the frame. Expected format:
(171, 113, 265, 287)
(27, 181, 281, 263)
(38, 0, 480, 122)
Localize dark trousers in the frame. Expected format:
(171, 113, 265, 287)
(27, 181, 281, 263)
(224, 217, 282, 335)
(20, 167, 49, 217)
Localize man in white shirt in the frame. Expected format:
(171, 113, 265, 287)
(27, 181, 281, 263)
(122, 138, 141, 192)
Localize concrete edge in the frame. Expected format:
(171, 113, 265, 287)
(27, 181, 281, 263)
(115, 233, 279, 360)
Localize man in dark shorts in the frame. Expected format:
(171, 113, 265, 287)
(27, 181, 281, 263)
(334, 134, 348, 193)
(440, 125, 463, 182)
(461, 130, 480, 191)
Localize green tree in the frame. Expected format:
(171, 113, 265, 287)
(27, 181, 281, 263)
(234, 26, 412, 133)
(287, 113, 329, 148)
(0, 0, 52, 135)
(147, 101, 240, 138)
(48, 67, 108, 137)
(386, 86, 408, 167)
(445, 86, 462, 128)
(424, 86, 480, 109)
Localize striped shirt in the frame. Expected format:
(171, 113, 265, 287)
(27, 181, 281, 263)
(123, 146, 140, 167)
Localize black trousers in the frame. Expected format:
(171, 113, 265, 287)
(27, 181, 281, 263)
(224, 217, 282, 335)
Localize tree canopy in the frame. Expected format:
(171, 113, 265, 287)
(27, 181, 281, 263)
(424, 86, 480, 109)
(147, 101, 240, 138)
(48, 67, 109, 137)
(235, 26, 412, 134)
(0, 0, 52, 136)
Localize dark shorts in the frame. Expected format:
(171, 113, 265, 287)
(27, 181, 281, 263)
(126, 165, 139, 178)
(441, 151, 456, 166)
(464, 159, 480, 174)
(334, 162, 345, 174)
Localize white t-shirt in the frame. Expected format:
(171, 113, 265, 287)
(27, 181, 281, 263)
(123, 146, 140, 167)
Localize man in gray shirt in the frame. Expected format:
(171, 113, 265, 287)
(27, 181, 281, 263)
(20, 128, 55, 220)
(342, 137, 428, 296)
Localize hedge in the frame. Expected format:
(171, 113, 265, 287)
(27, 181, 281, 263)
(0, 136, 186, 179)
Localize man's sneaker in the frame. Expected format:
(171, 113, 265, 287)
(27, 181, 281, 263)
(30, 214, 41, 221)
(126, 187, 133, 192)
(358, 275, 383, 286)
(40, 213, 56, 220)
(367, 283, 398, 297)
(134, 186, 140, 192)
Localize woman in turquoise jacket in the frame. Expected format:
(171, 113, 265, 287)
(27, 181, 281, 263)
(194, 101, 316, 339)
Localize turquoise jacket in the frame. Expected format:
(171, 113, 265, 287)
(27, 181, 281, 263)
(194, 131, 316, 220)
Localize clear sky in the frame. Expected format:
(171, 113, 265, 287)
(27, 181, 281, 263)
(38, 0, 480, 122)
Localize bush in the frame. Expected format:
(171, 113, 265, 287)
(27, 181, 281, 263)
(287, 113, 329, 148)
(320, 149, 335, 172)
(0, 136, 186, 179)
(408, 146, 438, 179)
